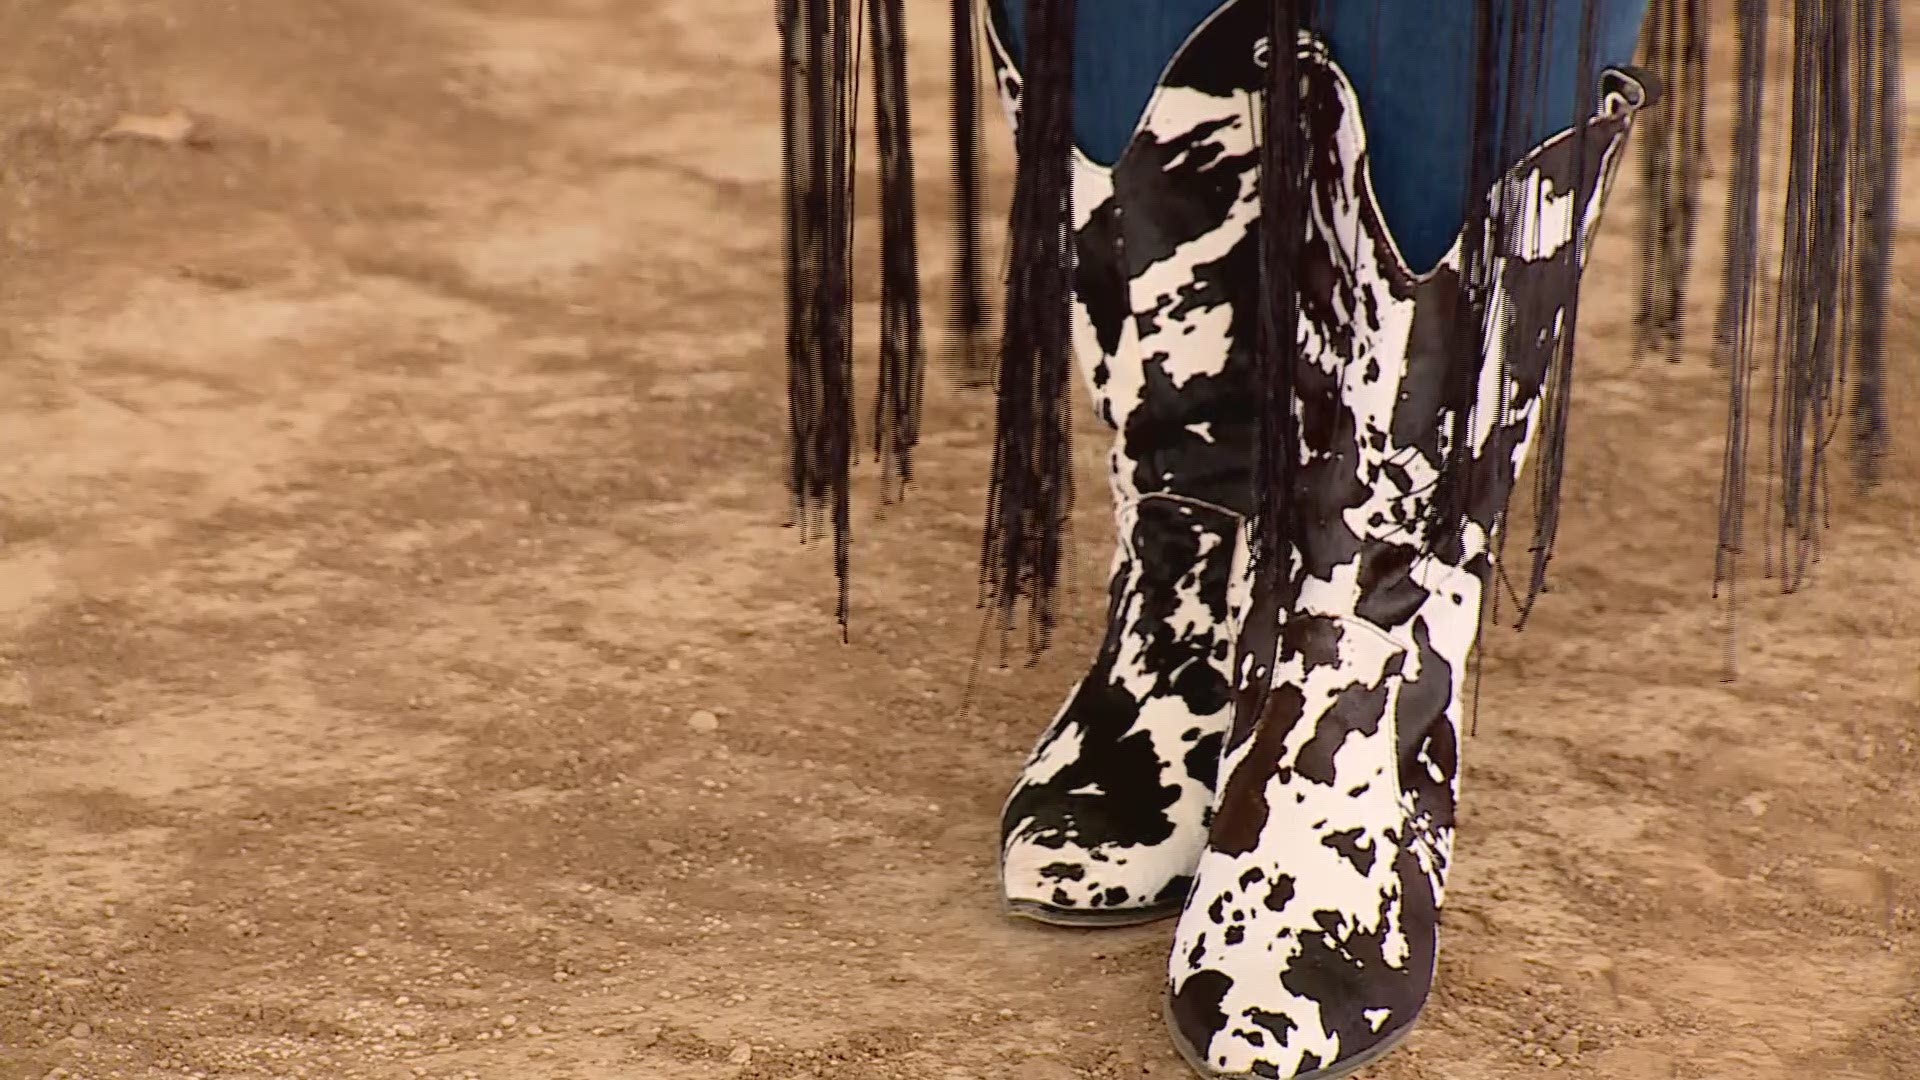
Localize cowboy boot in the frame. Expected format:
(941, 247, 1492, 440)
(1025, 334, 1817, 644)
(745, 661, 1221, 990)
(1164, 38, 1650, 1079)
(984, 0, 1270, 925)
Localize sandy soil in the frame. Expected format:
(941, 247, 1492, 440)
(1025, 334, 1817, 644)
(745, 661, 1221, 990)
(0, 1, 1915, 1078)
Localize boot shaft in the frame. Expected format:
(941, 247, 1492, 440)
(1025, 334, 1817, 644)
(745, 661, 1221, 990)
(986, 0, 1265, 515)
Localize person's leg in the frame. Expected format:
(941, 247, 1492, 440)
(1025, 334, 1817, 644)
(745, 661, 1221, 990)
(988, 0, 1265, 925)
(988, 0, 1647, 937)
(995, 0, 1647, 267)
(1162, 7, 1652, 1078)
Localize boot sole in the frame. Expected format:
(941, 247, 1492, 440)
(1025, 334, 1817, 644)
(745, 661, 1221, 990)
(1163, 995, 1418, 1080)
(1002, 895, 1184, 928)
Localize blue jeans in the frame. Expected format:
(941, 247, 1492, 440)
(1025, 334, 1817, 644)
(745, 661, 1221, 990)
(995, 0, 1649, 273)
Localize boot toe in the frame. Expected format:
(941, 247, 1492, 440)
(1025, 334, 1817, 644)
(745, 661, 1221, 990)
(998, 701, 1219, 926)
(1164, 976, 1420, 1080)
(998, 817, 1196, 925)
(1163, 799, 1441, 1079)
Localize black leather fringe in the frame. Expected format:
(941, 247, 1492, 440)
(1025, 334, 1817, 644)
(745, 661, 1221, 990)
(781, 0, 1904, 662)
(869, 0, 928, 499)
(1429, 0, 1608, 633)
(778, 0, 929, 634)
(1509, 0, 1605, 629)
(978, 0, 1078, 657)
(950, 0, 996, 388)
(1250, 1, 1308, 589)
(1457, 0, 1904, 655)
(1635, 0, 1708, 361)
(1704, 0, 1903, 673)
(779, 0, 857, 630)
(1429, 0, 1507, 558)
(1850, 0, 1900, 493)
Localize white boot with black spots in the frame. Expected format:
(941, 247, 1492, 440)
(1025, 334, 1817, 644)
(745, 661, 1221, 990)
(1165, 39, 1649, 1079)
(986, 0, 1273, 926)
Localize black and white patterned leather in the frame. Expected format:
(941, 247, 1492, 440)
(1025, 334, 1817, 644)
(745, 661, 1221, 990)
(1164, 34, 1648, 1079)
(985, 1, 1270, 923)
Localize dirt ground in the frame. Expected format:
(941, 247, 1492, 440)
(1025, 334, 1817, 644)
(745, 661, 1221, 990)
(0, 2, 1915, 1078)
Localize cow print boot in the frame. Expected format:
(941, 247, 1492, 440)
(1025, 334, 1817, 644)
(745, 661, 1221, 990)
(1164, 41, 1649, 1079)
(984, 1, 1268, 926)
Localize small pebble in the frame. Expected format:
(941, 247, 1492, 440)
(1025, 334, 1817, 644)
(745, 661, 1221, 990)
(728, 1044, 753, 1066)
(688, 710, 720, 734)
